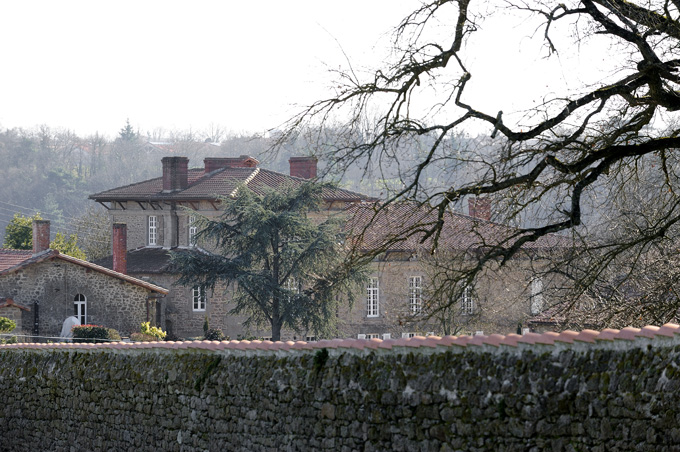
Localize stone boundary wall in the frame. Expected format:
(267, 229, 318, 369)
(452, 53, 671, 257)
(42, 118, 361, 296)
(2, 325, 680, 451)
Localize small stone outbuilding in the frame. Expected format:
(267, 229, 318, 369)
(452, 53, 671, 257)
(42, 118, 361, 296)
(0, 221, 168, 338)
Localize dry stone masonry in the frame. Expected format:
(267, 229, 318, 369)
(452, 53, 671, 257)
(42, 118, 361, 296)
(2, 325, 680, 451)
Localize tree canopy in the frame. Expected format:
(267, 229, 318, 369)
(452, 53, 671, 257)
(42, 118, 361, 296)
(173, 183, 367, 341)
(50, 232, 87, 260)
(3, 213, 41, 250)
(280, 0, 680, 328)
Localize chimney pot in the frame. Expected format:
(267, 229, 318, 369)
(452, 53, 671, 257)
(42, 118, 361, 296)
(289, 156, 318, 179)
(32, 220, 51, 255)
(468, 197, 491, 221)
(112, 223, 127, 275)
(162, 156, 189, 192)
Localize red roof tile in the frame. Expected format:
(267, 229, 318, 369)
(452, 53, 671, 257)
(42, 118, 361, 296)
(0, 249, 168, 294)
(0, 297, 30, 311)
(345, 203, 572, 253)
(0, 249, 34, 271)
(3, 323, 680, 351)
(90, 166, 374, 203)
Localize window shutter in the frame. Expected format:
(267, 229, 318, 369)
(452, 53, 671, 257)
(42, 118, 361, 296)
(357, 334, 366, 339)
(382, 333, 391, 340)
(158, 215, 164, 246)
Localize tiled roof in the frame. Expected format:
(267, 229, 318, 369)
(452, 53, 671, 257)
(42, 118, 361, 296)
(89, 167, 373, 203)
(0, 250, 34, 271)
(0, 249, 168, 294)
(3, 324, 679, 352)
(0, 298, 30, 311)
(93, 247, 201, 274)
(345, 203, 572, 253)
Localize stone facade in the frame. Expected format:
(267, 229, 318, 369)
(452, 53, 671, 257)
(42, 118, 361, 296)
(0, 257, 165, 337)
(339, 254, 556, 339)
(103, 212, 556, 340)
(0, 305, 24, 332)
(92, 156, 561, 340)
(2, 329, 680, 451)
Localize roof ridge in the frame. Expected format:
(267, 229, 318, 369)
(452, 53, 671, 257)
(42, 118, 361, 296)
(256, 167, 376, 200)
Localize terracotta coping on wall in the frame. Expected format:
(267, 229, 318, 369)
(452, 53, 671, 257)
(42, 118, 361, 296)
(4, 323, 680, 353)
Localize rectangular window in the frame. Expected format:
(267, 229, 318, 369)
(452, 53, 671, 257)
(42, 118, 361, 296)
(148, 215, 158, 246)
(460, 286, 474, 315)
(365, 333, 379, 339)
(285, 277, 300, 300)
(305, 336, 316, 342)
(192, 286, 206, 311)
(366, 277, 379, 317)
(409, 276, 422, 314)
(188, 215, 198, 246)
(530, 277, 544, 314)
(402, 332, 417, 338)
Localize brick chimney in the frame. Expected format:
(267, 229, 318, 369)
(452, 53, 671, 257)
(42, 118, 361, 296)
(32, 220, 51, 255)
(204, 156, 259, 173)
(468, 197, 491, 221)
(289, 156, 318, 179)
(112, 223, 127, 275)
(162, 156, 189, 192)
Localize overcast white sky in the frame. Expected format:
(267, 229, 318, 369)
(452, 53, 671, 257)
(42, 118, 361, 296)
(0, 0, 609, 139)
(0, 1, 413, 137)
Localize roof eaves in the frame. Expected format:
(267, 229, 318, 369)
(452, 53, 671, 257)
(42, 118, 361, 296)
(89, 175, 164, 200)
(55, 253, 170, 294)
(0, 249, 59, 275)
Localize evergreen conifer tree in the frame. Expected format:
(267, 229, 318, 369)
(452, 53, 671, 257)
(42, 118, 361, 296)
(173, 183, 367, 341)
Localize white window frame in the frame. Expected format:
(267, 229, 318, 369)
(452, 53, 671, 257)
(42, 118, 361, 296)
(74, 294, 87, 325)
(148, 215, 158, 246)
(366, 277, 379, 317)
(192, 286, 206, 312)
(409, 275, 422, 314)
(285, 277, 300, 302)
(188, 215, 198, 246)
(530, 277, 544, 315)
(365, 333, 379, 339)
(460, 286, 474, 315)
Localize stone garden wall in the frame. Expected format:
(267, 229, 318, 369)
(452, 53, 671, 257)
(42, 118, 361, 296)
(2, 326, 680, 451)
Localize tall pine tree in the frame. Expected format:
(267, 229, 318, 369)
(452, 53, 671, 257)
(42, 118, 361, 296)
(173, 182, 367, 341)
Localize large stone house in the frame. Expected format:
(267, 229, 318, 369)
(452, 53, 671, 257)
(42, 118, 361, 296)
(90, 155, 567, 340)
(340, 202, 569, 338)
(0, 220, 168, 338)
(90, 155, 374, 339)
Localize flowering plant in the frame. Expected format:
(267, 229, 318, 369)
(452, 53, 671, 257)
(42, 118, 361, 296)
(140, 321, 166, 340)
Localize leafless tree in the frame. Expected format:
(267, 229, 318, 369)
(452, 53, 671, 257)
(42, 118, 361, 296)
(279, 0, 680, 326)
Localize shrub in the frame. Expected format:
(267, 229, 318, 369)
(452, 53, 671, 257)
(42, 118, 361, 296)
(72, 325, 121, 343)
(0, 317, 16, 333)
(130, 332, 158, 342)
(204, 328, 226, 341)
(140, 321, 166, 340)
